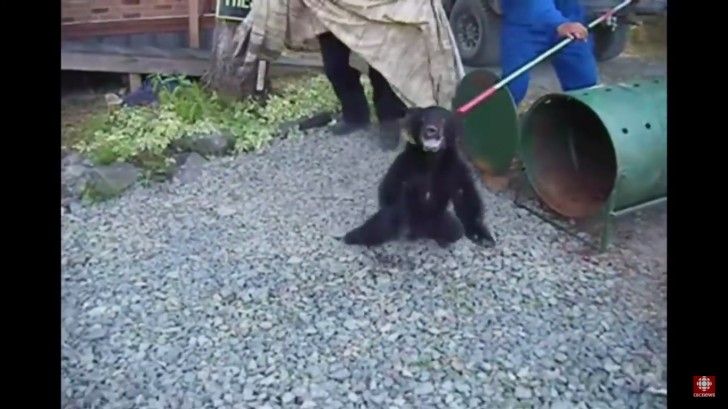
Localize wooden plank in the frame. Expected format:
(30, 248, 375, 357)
(61, 41, 100, 53)
(100, 42, 145, 56)
(182, 48, 211, 59)
(62, 50, 210, 76)
(275, 57, 324, 70)
(62, 16, 217, 40)
(136, 45, 179, 58)
(188, 0, 201, 49)
(61, 50, 323, 78)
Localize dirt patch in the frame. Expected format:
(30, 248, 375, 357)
(61, 95, 108, 149)
(624, 15, 667, 59)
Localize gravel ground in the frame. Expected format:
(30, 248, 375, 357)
(62, 56, 667, 409)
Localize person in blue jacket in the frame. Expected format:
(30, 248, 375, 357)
(501, 0, 599, 106)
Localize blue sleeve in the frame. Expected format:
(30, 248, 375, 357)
(532, 0, 569, 33)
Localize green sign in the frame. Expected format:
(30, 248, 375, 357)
(216, 0, 252, 22)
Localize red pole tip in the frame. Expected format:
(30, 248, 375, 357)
(457, 87, 497, 115)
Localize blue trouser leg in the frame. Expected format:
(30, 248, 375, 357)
(501, 25, 599, 106)
(551, 35, 599, 92)
(500, 26, 539, 107)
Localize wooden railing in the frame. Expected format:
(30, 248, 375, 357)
(61, 0, 218, 42)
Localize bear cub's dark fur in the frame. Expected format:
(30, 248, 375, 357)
(343, 106, 496, 248)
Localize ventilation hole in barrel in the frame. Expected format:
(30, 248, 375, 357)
(621, 128, 629, 134)
(653, 79, 659, 84)
(634, 83, 640, 88)
(582, 92, 589, 96)
(605, 88, 612, 92)
(645, 123, 652, 130)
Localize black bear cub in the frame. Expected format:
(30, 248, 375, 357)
(343, 106, 496, 248)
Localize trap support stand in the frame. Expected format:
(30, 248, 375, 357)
(512, 172, 667, 253)
(516, 77, 668, 253)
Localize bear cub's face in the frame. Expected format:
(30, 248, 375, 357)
(402, 106, 463, 153)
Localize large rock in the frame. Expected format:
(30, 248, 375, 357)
(62, 152, 88, 168)
(174, 152, 207, 183)
(61, 152, 94, 200)
(85, 163, 141, 200)
(61, 184, 75, 207)
(182, 132, 235, 157)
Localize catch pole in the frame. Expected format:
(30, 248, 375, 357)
(455, 0, 635, 115)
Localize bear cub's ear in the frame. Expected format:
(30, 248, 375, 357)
(399, 107, 424, 145)
(401, 107, 424, 130)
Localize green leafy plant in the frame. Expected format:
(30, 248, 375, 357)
(72, 73, 370, 167)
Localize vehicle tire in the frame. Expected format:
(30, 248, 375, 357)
(449, 0, 501, 67)
(592, 23, 630, 62)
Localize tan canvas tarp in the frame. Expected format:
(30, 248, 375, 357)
(236, 0, 461, 109)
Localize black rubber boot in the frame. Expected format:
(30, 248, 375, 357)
(330, 120, 370, 136)
(378, 120, 401, 151)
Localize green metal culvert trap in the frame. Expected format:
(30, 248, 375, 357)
(519, 77, 667, 224)
(452, 68, 519, 175)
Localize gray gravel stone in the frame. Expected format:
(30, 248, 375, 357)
(62, 51, 667, 409)
(415, 382, 435, 395)
(281, 391, 295, 404)
(454, 381, 471, 395)
(329, 367, 350, 381)
(242, 387, 256, 401)
(515, 385, 532, 399)
(549, 401, 571, 409)
(347, 391, 359, 402)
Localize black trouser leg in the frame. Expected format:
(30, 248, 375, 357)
(368, 67, 407, 122)
(317, 32, 370, 125)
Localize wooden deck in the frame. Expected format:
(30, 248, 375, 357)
(61, 41, 324, 80)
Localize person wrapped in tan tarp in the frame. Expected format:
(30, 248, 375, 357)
(235, 0, 463, 150)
